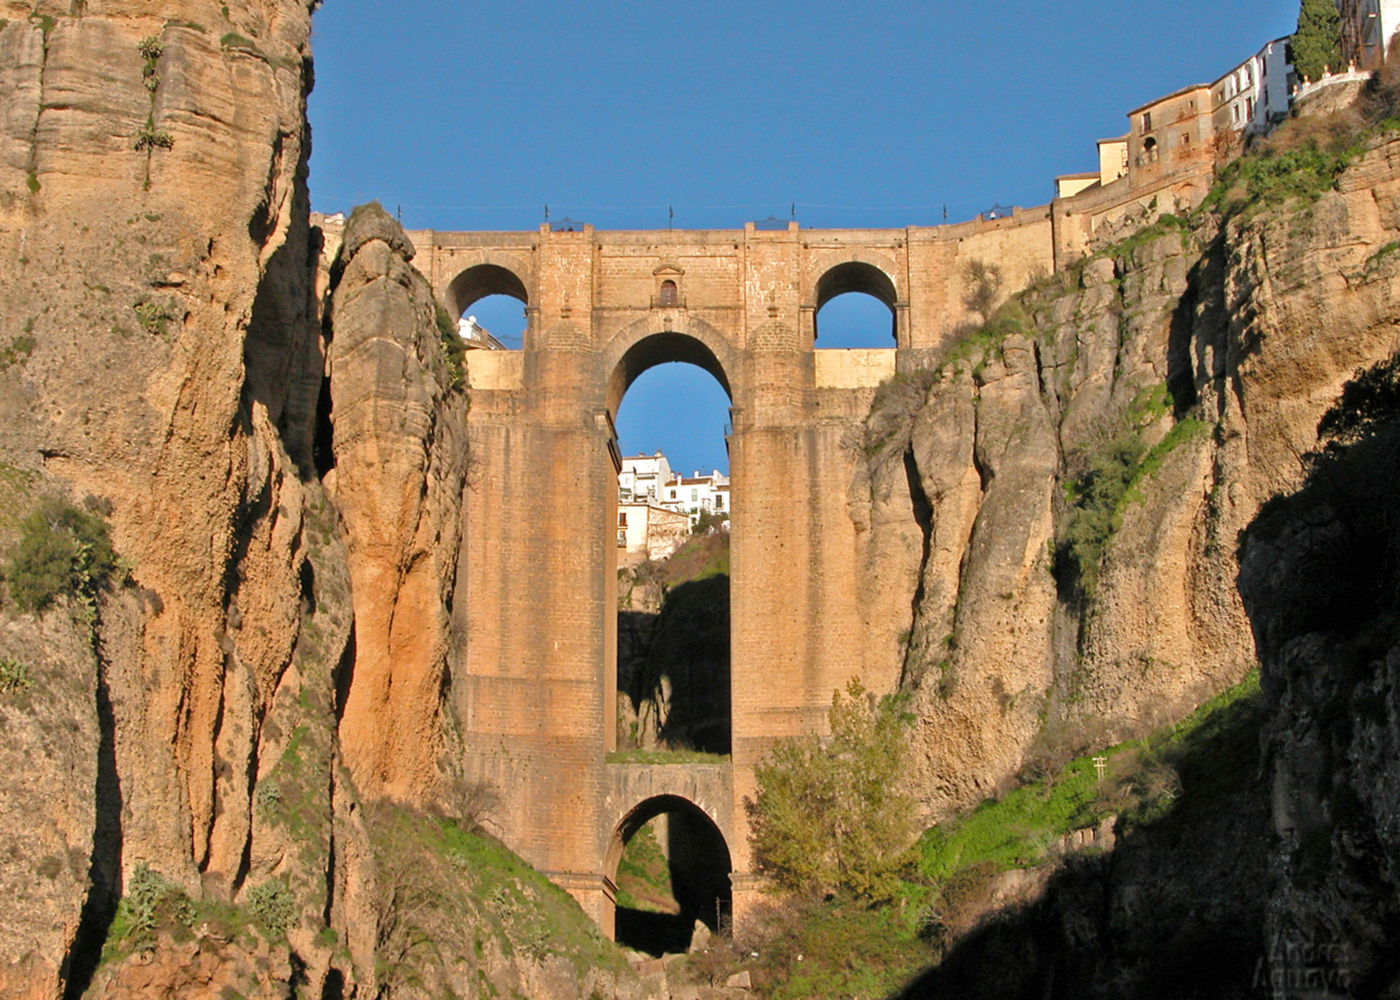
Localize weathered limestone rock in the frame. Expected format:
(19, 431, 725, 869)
(860, 134, 1400, 817)
(84, 931, 296, 1000)
(0, 608, 101, 1000)
(326, 202, 470, 803)
(1238, 401, 1400, 996)
(0, 1, 354, 995)
(926, 334, 1059, 796)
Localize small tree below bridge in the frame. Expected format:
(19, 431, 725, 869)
(745, 678, 917, 903)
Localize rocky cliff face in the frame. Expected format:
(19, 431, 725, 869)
(0, 3, 653, 990)
(857, 134, 1400, 818)
(617, 540, 732, 755)
(0, 1, 340, 995)
(5, 4, 1400, 994)
(854, 128, 1400, 999)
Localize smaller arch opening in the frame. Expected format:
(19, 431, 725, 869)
(814, 261, 898, 346)
(446, 264, 528, 348)
(609, 796, 732, 956)
(659, 279, 679, 306)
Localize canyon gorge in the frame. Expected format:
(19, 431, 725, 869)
(0, 2, 1398, 998)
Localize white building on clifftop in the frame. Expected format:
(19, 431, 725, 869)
(618, 452, 674, 504)
(663, 470, 730, 526)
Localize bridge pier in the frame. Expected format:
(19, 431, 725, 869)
(547, 871, 619, 939)
(729, 872, 773, 932)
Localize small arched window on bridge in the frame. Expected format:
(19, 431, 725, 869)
(659, 280, 679, 307)
(813, 261, 899, 347)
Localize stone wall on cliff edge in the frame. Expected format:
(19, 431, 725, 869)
(854, 134, 1400, 819)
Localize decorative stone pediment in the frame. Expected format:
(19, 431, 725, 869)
(653, 261, 685, 277)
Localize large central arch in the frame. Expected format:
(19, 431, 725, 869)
(605, 323, 736, 420)
(608, 328, 736, 760)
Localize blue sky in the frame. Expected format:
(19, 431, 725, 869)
(308, 1, 1300, 475)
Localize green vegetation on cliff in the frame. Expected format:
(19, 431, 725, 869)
(1055, 387, 1210, 607)
(98, 862, 292, 967)
(728, 672, 1261, 999)
(435, 301, 467, 390)
(747, 679, 916, 903)
(365, 804, 628, 995)
(1204, 63, 1400, 223)
(625, 530, 730, 596)
(2, 498, 122, 613)
(614, 822, 676, 913)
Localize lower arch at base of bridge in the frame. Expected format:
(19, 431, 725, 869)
(542, 760, 773, 945)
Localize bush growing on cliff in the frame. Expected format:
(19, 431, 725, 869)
(1206, 138, 1359, 220)
(100, 862, 195, 960)
(712, 673, 1264, 997)
(1053, 386, 1206, 608)
(246, 879, 296, 937)
(962, 259, 1003, 325)
(746, 679, 916, 902)
(435, 302, 467, 391)
(0, 657, 32, 694)
(1055, 429, 1146, 606)
(3, 498, 122, 612)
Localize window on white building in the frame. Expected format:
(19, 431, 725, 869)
(691, 488, 698, 501)
(619, 512, 628, 527)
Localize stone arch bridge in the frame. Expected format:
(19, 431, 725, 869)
(404, 214, 1064, 934)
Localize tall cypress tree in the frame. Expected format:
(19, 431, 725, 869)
(1293, 0, 1344, 81)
